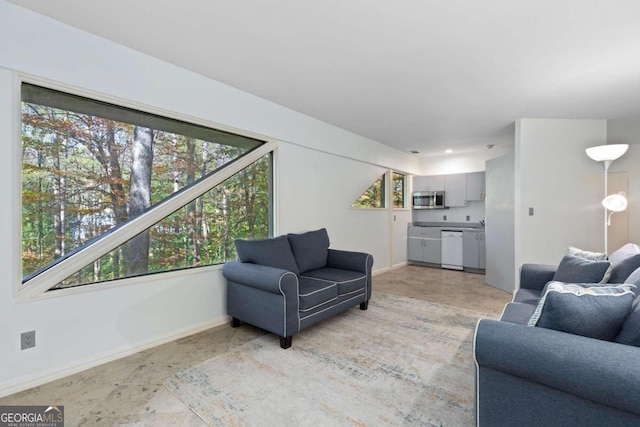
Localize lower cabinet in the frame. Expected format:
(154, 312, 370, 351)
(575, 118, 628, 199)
(463, 230, 486, 270)
(408, 226, 441, 264)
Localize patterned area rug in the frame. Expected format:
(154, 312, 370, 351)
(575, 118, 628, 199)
(163, 293, 497, 426)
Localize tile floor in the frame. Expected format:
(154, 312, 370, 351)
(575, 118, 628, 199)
(0, 265, 511, 426)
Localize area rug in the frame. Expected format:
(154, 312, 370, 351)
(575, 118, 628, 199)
(163, 293, 498, 426)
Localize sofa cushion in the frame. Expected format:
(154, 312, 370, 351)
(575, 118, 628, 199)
(528, 282, 636, 341)
(500, 302, 537, 324)
(512, 288, 542, 305)
(288, 228, 330, 274)
(608, 243, 640, 283)
(567, 246, 607, 261)
(552, 254, 611, 284)
(301, 268, 367, 296)
(298, 277, 338, 311)
(615, 295, 640, 346)
(235, 236, 300, 275)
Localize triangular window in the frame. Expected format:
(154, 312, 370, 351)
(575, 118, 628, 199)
(351, 174, 386, 208)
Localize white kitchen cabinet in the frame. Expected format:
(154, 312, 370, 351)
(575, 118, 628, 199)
(466, 171, 486, 201)
(412, 175, 429, 192)
(463, 230, 486, 270)
(444, 173, 467, 207)
(413, 175, 445, 192)
(407, 226, 441, 264)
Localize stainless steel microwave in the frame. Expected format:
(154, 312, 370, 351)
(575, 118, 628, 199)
(412, 191, 446, 209)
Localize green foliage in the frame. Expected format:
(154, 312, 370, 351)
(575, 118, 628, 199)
(352, 174, 386, 208)
(22, 101, 271, 289)
(392, 172, 406, 208)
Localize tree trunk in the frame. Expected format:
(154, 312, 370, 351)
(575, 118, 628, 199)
(185, 138, 200, 265)
(53, 136, 66, 259)
(124, 126, 154, 277)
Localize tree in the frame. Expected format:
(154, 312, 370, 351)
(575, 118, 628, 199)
(124, 126, 154, 276)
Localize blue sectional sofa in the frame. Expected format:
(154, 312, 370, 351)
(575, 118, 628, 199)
(474, 244, 640, 426)
(222, 228, 373, 349)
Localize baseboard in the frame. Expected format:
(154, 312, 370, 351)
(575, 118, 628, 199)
(0, 316, 229, 398)
(391, 261, 408, 270)
(372, 262, 407, 276)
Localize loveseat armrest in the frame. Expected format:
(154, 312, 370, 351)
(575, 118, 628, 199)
(326, 249, 373, 274)
(474, 319, 640, 417)
(222, 261, 298, 294)
(519, 263, 557, 291)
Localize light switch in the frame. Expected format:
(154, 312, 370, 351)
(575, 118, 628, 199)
(529, 207, 534, 216)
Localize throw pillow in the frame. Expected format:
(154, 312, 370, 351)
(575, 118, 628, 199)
(287, 228, 330, 274)
(552, 254, 612, 284)
(567, 246, 607, 261)
(235, 235, 300, 275)
(608, 243, 640, 283)
(528, 282, 636, 341)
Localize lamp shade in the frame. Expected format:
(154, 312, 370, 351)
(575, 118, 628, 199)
(602, 193, 628, 212)
(586, 144, 629, 162)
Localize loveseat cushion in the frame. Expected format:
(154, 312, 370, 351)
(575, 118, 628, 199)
(528, 282, 636, 341)
(623, 267, 640, 294)
(500, 302, 537, 324)
(288, 228, 330, 274)
(552, 254, 611, 283)
(608, 243, 640, 283)
(298, 277, 338, 311)
(615, 295, 640, 346)
(235, 235, 300, 275)
(512, 288, 542, 305)
(301, 268, 367, 296)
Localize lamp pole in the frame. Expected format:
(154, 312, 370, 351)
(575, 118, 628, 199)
(603, 160, 611, 254)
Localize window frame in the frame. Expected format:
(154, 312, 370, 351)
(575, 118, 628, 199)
(391, 171, 409, 209)
(14, 75, 278, 301)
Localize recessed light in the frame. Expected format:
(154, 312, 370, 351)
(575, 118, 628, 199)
(445, 149, 453, 154)
(410, 150, 419, 154)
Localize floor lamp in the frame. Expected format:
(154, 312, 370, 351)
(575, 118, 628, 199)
(585, 144, 629, 254)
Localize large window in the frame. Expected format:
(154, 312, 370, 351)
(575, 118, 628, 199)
(21, 83, 272, 291)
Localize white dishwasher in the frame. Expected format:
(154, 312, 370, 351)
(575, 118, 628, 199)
(441, 230, 463, 270)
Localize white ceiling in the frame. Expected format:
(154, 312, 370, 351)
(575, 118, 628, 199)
(9, 0, 640, 157)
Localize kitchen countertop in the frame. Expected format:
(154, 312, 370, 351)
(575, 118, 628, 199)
(411, 221, 484, 229)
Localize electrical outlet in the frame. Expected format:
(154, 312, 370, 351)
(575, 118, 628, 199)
(529, 207, 534, 216)
(443, 215, 447, 221)
(21, 330, 36, 350)
(466, 215, 470, 221)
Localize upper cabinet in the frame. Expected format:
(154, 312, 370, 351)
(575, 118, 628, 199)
(466, 171, 486, 201)
(412, 171, 486, 207)
(413, 175, 444, 192)
(444, 173, 466, 207)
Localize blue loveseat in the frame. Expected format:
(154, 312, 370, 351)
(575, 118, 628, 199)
(474, 244, 640, 426)
(222, 228, 373, 349)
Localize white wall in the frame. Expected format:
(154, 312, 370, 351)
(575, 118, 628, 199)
(609, 144, 640, 246)
(412, 201, 485, 224)
(0, 1, 419, 396)
(485, 153, 515, 293)
(391, 209, 412, 267)
(420, 145, 514, 176)
(514, 119, 606, 275)
(277, 144, 390, 267)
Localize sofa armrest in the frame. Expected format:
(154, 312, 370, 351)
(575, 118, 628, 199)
(326, 249, 373, 274)
(474, 319, 640, 416)
(519, 263, 557, 291)
(222, 261, 298, 294)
